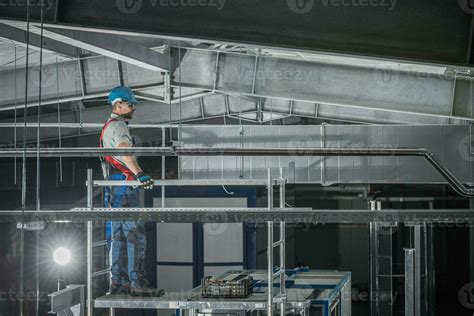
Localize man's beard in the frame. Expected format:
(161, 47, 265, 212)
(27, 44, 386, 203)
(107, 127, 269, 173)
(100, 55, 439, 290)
(122, 111, 134, 120)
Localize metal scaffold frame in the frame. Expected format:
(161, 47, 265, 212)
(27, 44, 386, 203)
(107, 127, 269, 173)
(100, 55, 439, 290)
(85, 167, 288, 316)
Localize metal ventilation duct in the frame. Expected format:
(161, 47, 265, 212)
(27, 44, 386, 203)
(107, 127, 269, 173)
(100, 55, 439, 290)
(179, 124, 474, 187)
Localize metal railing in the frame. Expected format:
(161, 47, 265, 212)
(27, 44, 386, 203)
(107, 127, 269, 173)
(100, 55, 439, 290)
(85, 167, 288, 316)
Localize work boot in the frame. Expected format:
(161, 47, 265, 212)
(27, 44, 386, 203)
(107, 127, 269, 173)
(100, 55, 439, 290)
(109, 281, 131, 295)
(130, 279, 164, 297)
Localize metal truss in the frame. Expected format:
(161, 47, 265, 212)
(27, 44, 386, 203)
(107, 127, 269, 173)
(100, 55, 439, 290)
(0, 40, 473, 124)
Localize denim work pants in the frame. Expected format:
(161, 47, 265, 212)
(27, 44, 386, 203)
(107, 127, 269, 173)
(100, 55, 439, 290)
(106, 173, 146, 285)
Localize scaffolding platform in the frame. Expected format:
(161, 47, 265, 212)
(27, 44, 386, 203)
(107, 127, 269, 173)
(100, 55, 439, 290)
(94, 269, 351, 316)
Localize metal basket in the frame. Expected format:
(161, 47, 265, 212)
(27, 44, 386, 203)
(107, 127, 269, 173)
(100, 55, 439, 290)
(201, 275, 253, 298)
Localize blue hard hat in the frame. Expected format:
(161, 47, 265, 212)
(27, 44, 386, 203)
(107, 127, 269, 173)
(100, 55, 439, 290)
(108, 86, 138, 106)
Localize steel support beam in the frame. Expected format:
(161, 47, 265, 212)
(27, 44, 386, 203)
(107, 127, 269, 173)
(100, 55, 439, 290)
(0, 23, 78, 57)
(1, 45, 474, 122)
(42, 28, 171, 72)
(49, 285, 85, 316)
(1, 45, 473, 123)
(3, 22, 172, 72)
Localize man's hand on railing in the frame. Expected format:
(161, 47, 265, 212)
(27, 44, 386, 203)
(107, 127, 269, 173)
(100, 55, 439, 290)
(134, 172, 154, 190)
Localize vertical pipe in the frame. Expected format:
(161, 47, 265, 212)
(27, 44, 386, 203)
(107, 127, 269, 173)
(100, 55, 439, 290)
(251, 55, 259, 95)
(267, 168, 273, 316)
(35, 3, 45, 315)
(320, 123, 326, 185)
(20, 1, 31, 315)
(87, 222, 93, 316)
(429, 224, 435, 316)
(279, 168, 286, 316)
(35, 230, 40, 315)
(56, 57, 63, 183)
(405, 249, 416, 316)
(369, 200, 378, 316)
(178, 41, 183, 146)
(267, 169, 272, 211)
(86, 169, 93, 316)
(213, 52, 220, 91)
(240, 126, 244, 178)
(423, 223, 429, 316)
(167, 44, 172, 143)
(80, 285, 85, 316)
(267, 221, 274, 316)
(470, 199, 474, 286)
(14, 45, 17, 185)
(161, 127, 166, 208)
(87, 169, 93, 210)
(414, 226, 421, 316)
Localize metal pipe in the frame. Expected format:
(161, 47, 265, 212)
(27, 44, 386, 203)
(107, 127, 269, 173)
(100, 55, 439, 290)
(87, 169, 93, 210)
(0, 208, 473, 222)
(91, 269, 111, 278)
(161, 127, 166, 208)
(267, 220, 273, 316)
(55, 57, 64, 183)
(272, 240, 283, 247)
(86, 169, 93, 316)
(267, 169, 273, 211)
(87, 221, 93, 316)
(405, 249, 416, 316)
(0, 146, 424, 157)
(369, 201, 379, 316)
(91, 240, 108, 247)
(414, 226, 421, 316)
(423, 224, 429, 316)
(14, 46, 17, 185)
(0, 146, 471, 196)
(94, 179, 269, 187)
(267, 168, 273, 316)
(0, 122, 182, 129)
(279, 168, 286, 316)
(19, 1, 32, 314)
(35, 4, 46, 314)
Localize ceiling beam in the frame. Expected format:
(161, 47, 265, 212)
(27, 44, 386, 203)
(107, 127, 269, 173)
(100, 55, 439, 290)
(0, 46, 472, 124)
(0, 23, 78, 57)
(0, 21, 172, 72)
(41, 27, 172, 72)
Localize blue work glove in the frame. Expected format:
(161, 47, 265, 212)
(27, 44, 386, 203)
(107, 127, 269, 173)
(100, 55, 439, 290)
(135, 172, 154, 190)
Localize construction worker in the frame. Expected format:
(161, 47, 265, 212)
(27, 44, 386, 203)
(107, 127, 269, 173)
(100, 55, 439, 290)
(100, 86, 160, 297)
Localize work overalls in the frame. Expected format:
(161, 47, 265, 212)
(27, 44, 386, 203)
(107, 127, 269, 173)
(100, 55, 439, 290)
(100, 116, 146, 287)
